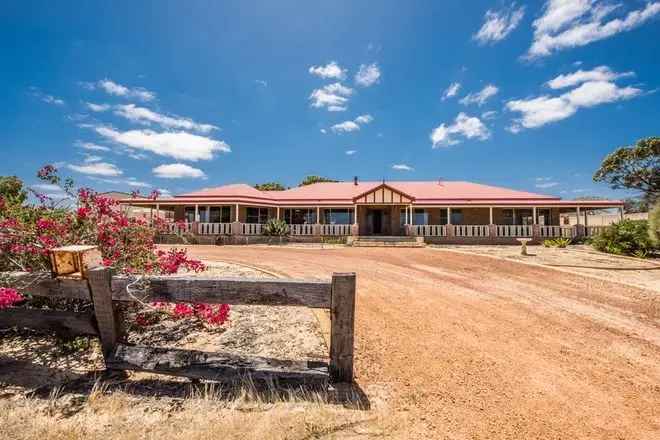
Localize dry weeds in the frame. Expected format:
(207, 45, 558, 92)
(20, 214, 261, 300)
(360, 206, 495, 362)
(0, 380, 401, 440)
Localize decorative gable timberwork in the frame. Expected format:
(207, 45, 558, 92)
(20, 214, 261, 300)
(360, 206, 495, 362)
(354, 184, 413, 204)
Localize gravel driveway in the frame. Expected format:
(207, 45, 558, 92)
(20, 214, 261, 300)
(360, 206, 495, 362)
(169, 244, 660, 440)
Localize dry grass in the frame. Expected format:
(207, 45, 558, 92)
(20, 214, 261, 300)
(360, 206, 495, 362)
(0, 381, 401, 440)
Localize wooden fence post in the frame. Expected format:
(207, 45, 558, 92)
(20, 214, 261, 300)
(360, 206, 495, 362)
(87, 267, 120, 358)
(329, 272, 356, 383)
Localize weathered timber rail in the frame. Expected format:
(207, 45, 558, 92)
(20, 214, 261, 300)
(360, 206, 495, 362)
(1, 268, 356, 385)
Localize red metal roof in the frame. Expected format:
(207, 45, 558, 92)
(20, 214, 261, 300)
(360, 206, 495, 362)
(120, 181, 623, 207)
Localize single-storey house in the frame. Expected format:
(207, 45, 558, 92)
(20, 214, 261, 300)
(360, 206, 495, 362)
(120, 178, 624, 243)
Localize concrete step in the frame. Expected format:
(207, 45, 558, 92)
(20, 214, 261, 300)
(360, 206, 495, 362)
(356, 236, 417, 242)
(352, 240, 425, 248)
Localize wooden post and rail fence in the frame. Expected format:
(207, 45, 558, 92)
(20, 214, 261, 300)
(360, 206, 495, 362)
(0, 251, 356, 386)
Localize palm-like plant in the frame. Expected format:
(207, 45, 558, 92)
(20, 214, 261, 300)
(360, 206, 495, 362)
(262, 218, 290, 244)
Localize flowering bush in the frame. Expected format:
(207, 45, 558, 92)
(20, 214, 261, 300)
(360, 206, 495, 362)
(0, 165, 229, 326)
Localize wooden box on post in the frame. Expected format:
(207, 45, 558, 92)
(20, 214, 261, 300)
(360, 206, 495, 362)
(49, 245, 102, 279)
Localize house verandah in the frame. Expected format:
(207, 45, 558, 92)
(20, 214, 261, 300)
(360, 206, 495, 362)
(120, 181, 625, 244)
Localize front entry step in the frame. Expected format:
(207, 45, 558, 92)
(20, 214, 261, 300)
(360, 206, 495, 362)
(352, 236, 425, 247)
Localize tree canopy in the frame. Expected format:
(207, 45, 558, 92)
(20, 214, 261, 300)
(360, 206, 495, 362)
(299, 175, 338, 187)
(254, 182, 286, 191)
(593, 137, 660, 204)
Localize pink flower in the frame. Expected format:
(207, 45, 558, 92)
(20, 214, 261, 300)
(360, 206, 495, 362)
(172, 303, 194, 318)
(0, 288, 24, 309)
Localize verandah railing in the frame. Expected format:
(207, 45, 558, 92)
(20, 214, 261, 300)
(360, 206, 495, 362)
(538, 225, 576, 238)
(321, 224, 352, 236)
(496, 225, 533, 238)
(411, 225, 447, 236)
(453, 225, 489, 237)
(198, 222, 233, 235)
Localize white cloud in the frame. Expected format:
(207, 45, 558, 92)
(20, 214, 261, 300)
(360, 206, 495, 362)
(327, 105, 347, 112)
(392, 164, 414, 171)
(85, 102, 110, 112)
(320, 128, 327, 134)
(460, 84, 499, 106)
(345, 150, 357, 155)
(67, 162, 123, 176)
(31, 183, 63, 193)
(309, 82, 354, 111)
(354, 63, 381, 87)
(42, 95, 65, 106)
(546, 65, 634, 89)
(330, 114, 374, 133)
(255, 79, 267, 87)
(94, 79, 156, 101)
(91, 126, 230, 161)
(430, 112, 491, 147)
(114, 104, 218, 133)
(331, 121, 360, 133)
(474, 4, 525, 44)
(126, 178, 153, 188)
(506, 79, 642, 131)
(75, 141, 110, 152)
(83, 154, 103, 163)
(527, 0, 660, 58)
(157, 188, 173, 198)
(354, 114, 374, 124)
(308, 61, 346, 80)
(442, 82, 461, 100)
(481, 110, 498, 120)
(153, 163, 206, 179)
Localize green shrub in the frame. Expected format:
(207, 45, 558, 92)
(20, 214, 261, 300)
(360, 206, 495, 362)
(262, 218, 289, 244)
(543, 238, 571, 248)
(590, 219, 656, 257)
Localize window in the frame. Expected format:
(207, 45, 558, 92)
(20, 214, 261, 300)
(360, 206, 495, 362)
(439, 209, 448, 225)
(246, 207, 269, 224)
(413, 208, 428, 225)
(324, 208, 353, 224)
(502, 209, 513, 225)
(519, 209, 533, 225)
(210, 206, 231, 223)
(450, 209, 463, 225)
(399, 209, 407, 226)
(184, 207, 196, 223)
(284, 208, 316, 224)
(538, 209, 551, 226)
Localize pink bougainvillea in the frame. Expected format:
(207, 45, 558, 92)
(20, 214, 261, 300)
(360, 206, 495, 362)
(0, 287, 23, 309)
(0, 165, 229, 327)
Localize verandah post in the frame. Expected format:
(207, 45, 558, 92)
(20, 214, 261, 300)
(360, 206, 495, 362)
(330, 272, 356, 383)
(87, 266, 120, 358)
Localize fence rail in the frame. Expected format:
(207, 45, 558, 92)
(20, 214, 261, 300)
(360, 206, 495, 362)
(2, 267, 356, 384)
(167, 222, 193, 234)
(321, 224, 352, 236)
(290, 224, 315, 235)
(453, 225, 489, 237)
(242, 223, 263, 235)
(539, 225, 575, 238)
(496, 225, 533, 238)
(198, 222, 232, 235)
(412, 225, 447, 237)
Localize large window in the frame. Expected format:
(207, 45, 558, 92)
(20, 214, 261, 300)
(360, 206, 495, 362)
(413, 208, 428, 225)
(210, 206, 231, 223)
(537, 209, 551, 225)
(450, 209, 463, 225)
(439, 209, 448, 225)
(324, 208, 353, 224)
(246, 207, 269, 224)
(284, 208, 316, 224)
(184, 207, 196, 223)
(502, 209, 514, 225)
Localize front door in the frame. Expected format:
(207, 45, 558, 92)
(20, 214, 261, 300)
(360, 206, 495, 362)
(369, 209, 383, 234)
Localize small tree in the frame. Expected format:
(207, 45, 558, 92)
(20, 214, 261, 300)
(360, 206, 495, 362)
(299, 175, 338, 187)
(254, 182, 286, 191)
(593, 137, 660, 205)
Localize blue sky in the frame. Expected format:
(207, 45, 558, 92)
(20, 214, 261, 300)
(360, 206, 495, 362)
(1, 0, 659, 200)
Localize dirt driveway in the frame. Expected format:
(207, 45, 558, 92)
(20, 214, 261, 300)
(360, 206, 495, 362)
(171, 245, 660, 439)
